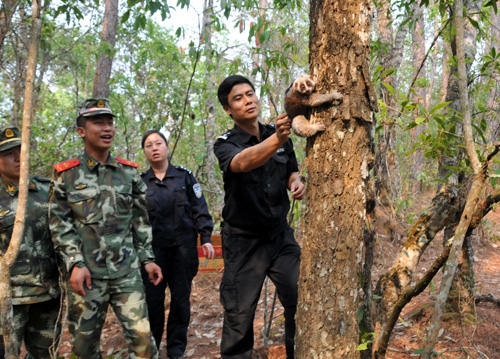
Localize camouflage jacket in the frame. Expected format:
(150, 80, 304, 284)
(49, 151, 155, 279)
(0, 176, 59, 305)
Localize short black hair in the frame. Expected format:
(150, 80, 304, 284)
(141, 129, 168, 149)
(217, 75, 255, 108)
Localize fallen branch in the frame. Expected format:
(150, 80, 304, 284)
(475, 294, 500, 308)
(374, 243, 452, 359)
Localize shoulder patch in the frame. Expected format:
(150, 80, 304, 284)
(116, 157, 139, 168)
(193, 183, 202, 198)
(53, 159, 80, 173)
(218, 131, 232, 140)
(176, 166, 192, 174)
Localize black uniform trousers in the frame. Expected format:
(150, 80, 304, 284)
(220, 225, 300, 359)
(144, 243, 199, 356)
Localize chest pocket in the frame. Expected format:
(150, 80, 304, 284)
(0, 210, 15, 253)
(0, 209, 15, 231)
(68, 187, 99, 223)
(116, 184, 133, 214)
(175, 187, 189, 206)
(271, 152, 289, 179)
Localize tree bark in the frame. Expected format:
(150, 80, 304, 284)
(295, 0, 375, 357)
(0, 0, 41, 356)
(92, 0, 119, 98)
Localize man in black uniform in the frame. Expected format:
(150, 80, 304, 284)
(141, 130, 214, 359)
(214, 75, 305, 359)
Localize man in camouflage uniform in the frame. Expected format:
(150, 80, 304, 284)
(49, 98, 163, 359)
(0, 127, 61, 358)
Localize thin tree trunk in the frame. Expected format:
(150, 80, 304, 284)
(295, 0, 375, 357)
(201, 0, 222, 210)
(373, 185, 462, 348)
(409, 4, 426, 193)
(421, 0, 482, 355)
(11, 6, 28, 126)
(374, 0, 402, 204)
(0, 1, 41, 356)
(92, 0, 119, 98)
(0, 0, 20, 63)
(485, 8, 500, 142)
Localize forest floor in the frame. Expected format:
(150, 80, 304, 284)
(42, 191, 500, 359)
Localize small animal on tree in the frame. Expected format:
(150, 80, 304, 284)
(284, 75, 343, 137)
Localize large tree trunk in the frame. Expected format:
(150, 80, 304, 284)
(295, 0, 375, 357)
(0, 0, 41, 356)
(92, 0, 119, 98)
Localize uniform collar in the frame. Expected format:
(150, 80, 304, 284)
(82, 151, 119, 170)
(1, 176, 37, 196)
(232, 122, 267, 143)
(145, 164, 175, 181)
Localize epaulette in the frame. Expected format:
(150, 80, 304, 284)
(116, 157, 139, 168)
(53, 159, 80, 173)
(218, 131, 232, 140)
(176, 166, 192, 174)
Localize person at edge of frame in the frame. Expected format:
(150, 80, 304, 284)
(0, 126, 61, 358)
(213, 75, 305, 359)
(48, 98, 163, 359)
(140, 129, 215, 359)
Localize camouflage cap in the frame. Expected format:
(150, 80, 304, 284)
(0, 127, 21, 152)
(76, 98, 116, 121)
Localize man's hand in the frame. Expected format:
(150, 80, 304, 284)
(144, 262, 163, 286)
(289, 173, 305, 200)
(70, 266, 92, 297)
(202, 243, 215, 259)
(275, 113, 291, 143)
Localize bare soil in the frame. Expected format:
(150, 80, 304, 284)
(37, 194, 500, 359)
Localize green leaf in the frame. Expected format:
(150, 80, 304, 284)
(468, 16, 479, 30)
(121, 10, 131, 23)
(415, 117, 425, 125)
(356, 342, 370, 351)
(429, 101, 451, 114)
(381, 82, 395, 95)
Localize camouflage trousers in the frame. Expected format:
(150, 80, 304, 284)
(67, 269, 158, 359)
(0, 297, 62, 359)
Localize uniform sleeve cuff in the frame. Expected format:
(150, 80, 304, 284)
(200, 236, 212, 245)
(66, 254, 85, 272)
(141, 259, 154, 266)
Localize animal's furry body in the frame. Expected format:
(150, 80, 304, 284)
(284, 75, 343, 137)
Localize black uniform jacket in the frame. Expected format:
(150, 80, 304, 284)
(214, 122, 299, 238)
(141, 165, 213, 247)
